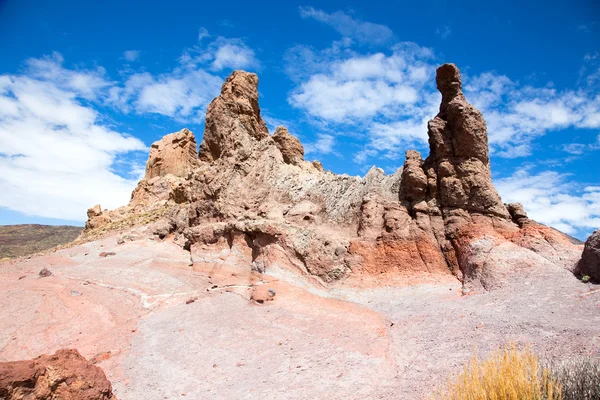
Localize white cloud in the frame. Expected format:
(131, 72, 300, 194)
(463, 71, 600, 157)
(289, 44, 435, 123)
(0, 55, 147, 221)
(198, 27, 210, 41)
(287, 41, 438, 162)
(496, 169, 600, 236)
(108, 35, 257, 122)
(212, 41, 257, 70)
(305, 133, 335, 155)
(109, 69, 222, 122)
(299, 6, 393, 45)
(24, 52, 112, 100)
(0, 30, 259, 222)
(287, 28, 600, 168)
(562, 143, 587, 155)
(180, 36, 258, 72)
(123, 50, 140, 62)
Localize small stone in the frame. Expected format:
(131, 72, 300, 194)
(70, 290, 82, 297)
(268, 289, 276, 297)
(99, 252, 116, 258)
(39, 268, 52, 278)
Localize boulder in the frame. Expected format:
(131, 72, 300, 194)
(0, 349, 116, 400)
(576, 230, 600, 281)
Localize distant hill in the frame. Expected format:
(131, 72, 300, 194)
(0, 224, 83, 259)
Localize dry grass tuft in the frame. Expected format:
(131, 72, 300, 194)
(433, 344, 561, 400)
(549, 357, 600, 400)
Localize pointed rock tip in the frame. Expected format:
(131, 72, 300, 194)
(223, 70, 259, 89)
(436, 63, 462, 96)
(405, 150, 423, 161)
(273, 126, 289, 135)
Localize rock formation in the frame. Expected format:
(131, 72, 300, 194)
(82, 65, 583, 291)
(198, 71, 269, 162)
(576, 229, 600, 281)
(0, 349, 116, 400)
(145, 128, 197, 179)
(272, 126, 305, 166)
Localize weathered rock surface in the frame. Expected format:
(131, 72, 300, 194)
(198, 71, 269, 163)
(82, 65, 583, 291)
(0, 349, 116, 400)
(145, 128, 197, 180)
(272, 126, 304, 166)
(576, 229, 600, 281)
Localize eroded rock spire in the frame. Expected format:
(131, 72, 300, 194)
(400, 63, 509, 223)
(198, 71, 269, 162)
(84, 65, 583, 292)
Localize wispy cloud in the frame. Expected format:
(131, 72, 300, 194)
(289, 43, 435, 123)
(108, 34, 258, 122)
(436, 25, 452, 39)
(465, 72, 600, 157)
(0, 54, 147, 221)
(286, 39, 438, 161)
(288, 12, 600, 170)
(496, 169, 600, 236)
(577, 22, 595, 33)
(304, 133, 336, 155)
(123, 50, 140, 62)
(299, 6, 393, 45)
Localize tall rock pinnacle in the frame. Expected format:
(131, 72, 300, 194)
(84, 64, 583, 292)
(198, 71, 270, 162)
(401, 63, 509, 220)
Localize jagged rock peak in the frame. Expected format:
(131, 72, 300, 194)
(420, 63, 509, 219)
(272, 126, 304, 166)
(145, 128, 197, 180)
(429, 63, 489, 165)
(198, 70, 269, 162)
(436, 63, 464, 111)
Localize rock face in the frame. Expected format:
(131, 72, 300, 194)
(272, 126, 304, 166)
(145, 128, 197, 179)
(198, 71, 269, 163)
(0, 349, 116, 400)
(83, 65, 583, 291)
(576, 230, 600, 281)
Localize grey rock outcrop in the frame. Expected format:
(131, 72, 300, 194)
(83, 67, 583, 291)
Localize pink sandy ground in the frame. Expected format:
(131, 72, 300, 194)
(1, 230, 599, 399)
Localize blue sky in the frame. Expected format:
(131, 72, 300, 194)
(0, 0, 599, 240)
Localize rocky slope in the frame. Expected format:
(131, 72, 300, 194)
(83, 64, 583, 292)
(0, 224, 83, 259)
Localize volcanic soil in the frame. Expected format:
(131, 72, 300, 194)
(0, 226, 598, 399)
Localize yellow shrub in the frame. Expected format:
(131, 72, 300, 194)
(433, 344, 561, 400)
